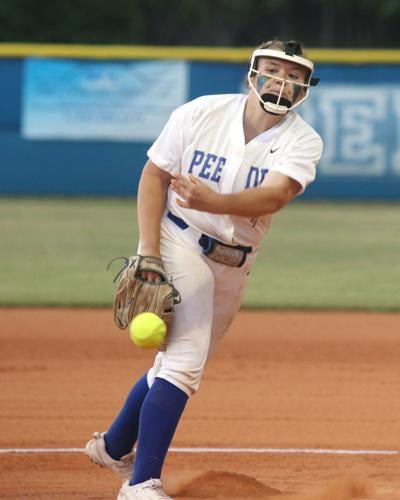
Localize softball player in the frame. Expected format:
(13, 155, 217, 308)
(86, 38, 323, 499)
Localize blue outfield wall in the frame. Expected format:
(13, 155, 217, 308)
(0, 54, 399, 199)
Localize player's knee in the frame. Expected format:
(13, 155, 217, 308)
(164, 371, 202, 397)
(150, 364, 205, 397)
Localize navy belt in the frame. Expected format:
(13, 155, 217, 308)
(167, 210, 189, 229)
(167, 211, 252, 253)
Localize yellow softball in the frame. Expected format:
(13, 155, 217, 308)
(129, 312, 167, 349)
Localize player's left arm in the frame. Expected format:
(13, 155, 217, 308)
(170, 171, 301, 217)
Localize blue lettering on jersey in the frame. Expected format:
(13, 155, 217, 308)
(188, 150, 205, 174)
(245, 166, 269, 188)
(187, 149, 226, 183)
(199, 153, 217, 179)
(210, 156, 226, 182)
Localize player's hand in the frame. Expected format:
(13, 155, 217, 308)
(170, 174, 220, 212)
(136, 249, 163, 282)
(138, 270, 162, 283)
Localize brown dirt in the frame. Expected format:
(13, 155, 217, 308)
(0, 309, 399, 499)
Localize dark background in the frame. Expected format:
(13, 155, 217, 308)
(1, 0, 400, 48)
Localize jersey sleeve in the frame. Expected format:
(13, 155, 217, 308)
(269, 132, 323, 194)
(147, 99, 199, 175)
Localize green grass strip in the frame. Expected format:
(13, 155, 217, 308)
(1, 198, 399, 311)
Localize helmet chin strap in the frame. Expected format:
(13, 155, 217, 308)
(259, 93, 293, 116)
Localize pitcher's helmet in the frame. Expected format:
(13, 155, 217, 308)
(248, 40, 319, 115)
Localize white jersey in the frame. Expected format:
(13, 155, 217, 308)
(148, 94, 323, 250)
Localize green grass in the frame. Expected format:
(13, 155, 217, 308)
(246, 202, 400, 310)
(1, 198, 399, 311)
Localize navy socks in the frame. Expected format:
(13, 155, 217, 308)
(131, 377, 188, 485)
(103, 373, 188, 483)
(104, 372, 149, 459)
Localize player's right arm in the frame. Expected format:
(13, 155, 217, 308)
(137, 159, 172, 259)
(171, 171, 300, 217)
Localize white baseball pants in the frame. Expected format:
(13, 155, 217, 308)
(147, 213, 255, 397)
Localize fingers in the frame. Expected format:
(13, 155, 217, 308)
(170, 174, 206, 210)
(170, 174, 190, 200)
(173, 173, 186, 182)
(170, 176, 182, 192)
(139, 270, 162, 283)
(176, 198, 189, 208)
(171, 174, 200, 191)
(171, 173, 186, 186)
(189, 174, 200, 184)
(171, 174, 189, 189)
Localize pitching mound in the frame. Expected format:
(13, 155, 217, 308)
(172, 470, 282, 498)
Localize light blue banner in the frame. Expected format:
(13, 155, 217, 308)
(21, 58, 188, 141)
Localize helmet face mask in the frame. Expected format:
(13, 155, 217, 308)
(247, 47, 319, 115)
(250, 69, 309, 115)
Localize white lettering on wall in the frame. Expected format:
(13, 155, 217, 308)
(317, 87, 386, 176)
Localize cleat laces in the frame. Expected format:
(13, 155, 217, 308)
(143, 479, 171, 499)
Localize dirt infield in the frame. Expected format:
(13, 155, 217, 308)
(0, 309, 399, 499)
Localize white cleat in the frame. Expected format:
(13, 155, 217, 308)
(117, 479, 172, 499)
(85, 431, 134, 481)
